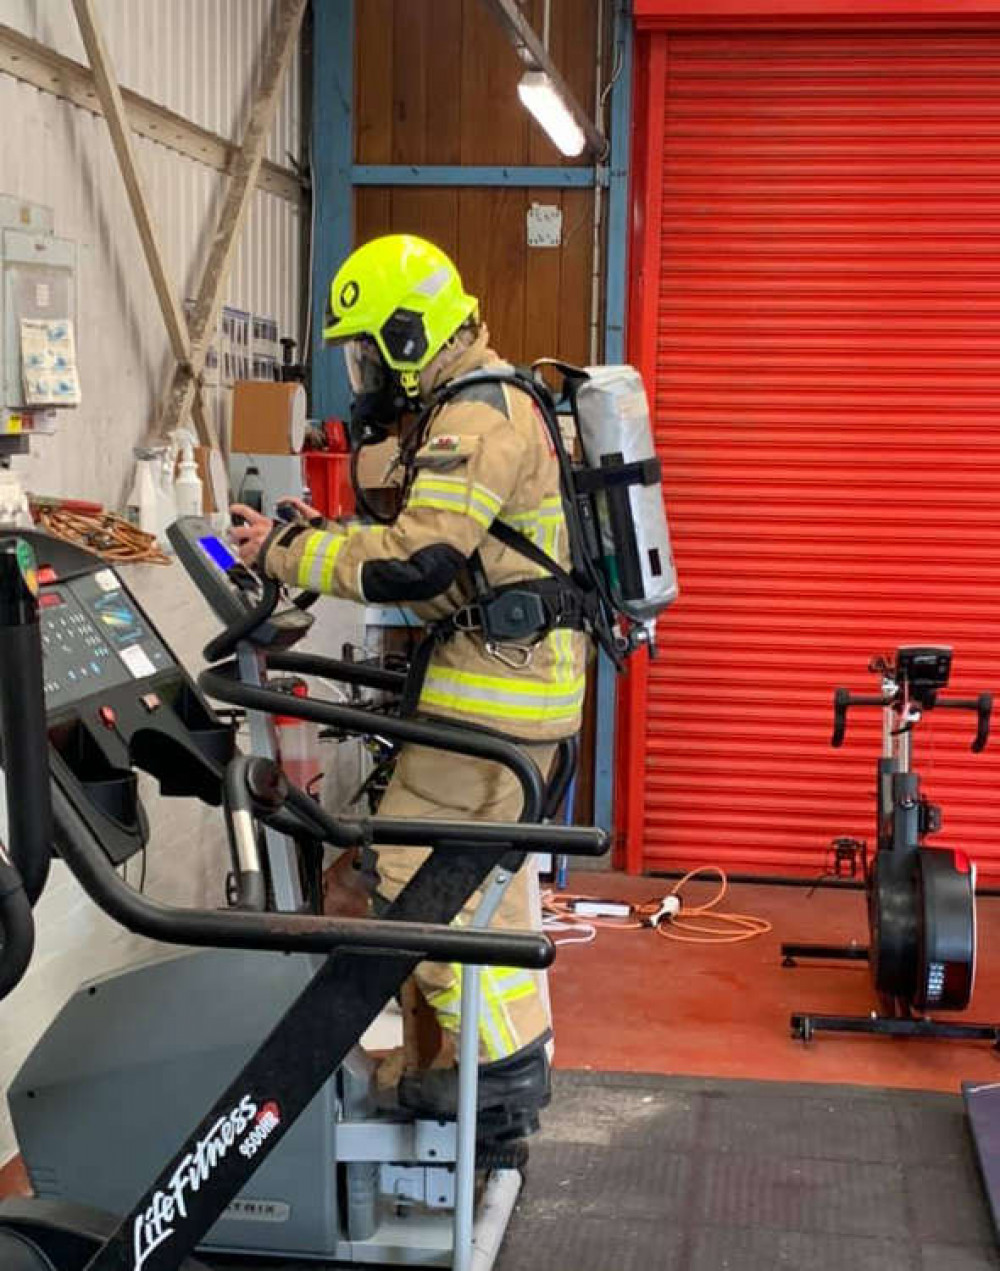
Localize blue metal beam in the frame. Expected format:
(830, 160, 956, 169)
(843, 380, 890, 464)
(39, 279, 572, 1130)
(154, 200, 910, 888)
(311, 0, 354, 421)
(352, 164, 602, 188)
(593, 0, 634, 834)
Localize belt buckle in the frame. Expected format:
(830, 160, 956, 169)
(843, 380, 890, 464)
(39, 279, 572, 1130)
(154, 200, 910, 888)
(452, 605, 482, 633)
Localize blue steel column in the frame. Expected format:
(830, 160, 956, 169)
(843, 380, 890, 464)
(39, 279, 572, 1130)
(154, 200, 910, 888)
(593, 0, 634, 833)
(311, 0, 354, 420)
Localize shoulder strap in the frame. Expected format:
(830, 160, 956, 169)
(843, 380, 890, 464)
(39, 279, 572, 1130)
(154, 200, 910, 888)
(487, 519, 577, 589)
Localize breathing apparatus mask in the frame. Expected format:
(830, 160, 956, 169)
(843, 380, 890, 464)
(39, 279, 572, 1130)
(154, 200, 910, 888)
(343, 336, 418, 449)
(338, 336, 420, 523)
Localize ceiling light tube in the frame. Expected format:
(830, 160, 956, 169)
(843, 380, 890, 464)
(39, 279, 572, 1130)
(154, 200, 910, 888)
(517, 70, 587, 158)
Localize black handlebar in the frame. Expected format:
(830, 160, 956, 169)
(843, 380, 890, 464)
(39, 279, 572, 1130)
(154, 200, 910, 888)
(278, 780, 607, 857)
(831, 690, 887, 747)
(204, 575, 283, 663)
(935, 693, 994, 753)
(0, 540, 53, 907)
(831, 686, 993, 752)
(0, 537, 56, 1001)
(0, 850, 33, 1001)
(50, 780, 554, 968)
(268, 649, 407, 695)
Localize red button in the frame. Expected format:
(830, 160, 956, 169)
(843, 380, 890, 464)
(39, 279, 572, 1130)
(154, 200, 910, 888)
(98, 706, 116, 730)
(37, 567, 57, 586)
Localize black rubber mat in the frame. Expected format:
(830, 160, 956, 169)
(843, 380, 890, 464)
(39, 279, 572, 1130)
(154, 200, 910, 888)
(496, 1071, 999, 1271)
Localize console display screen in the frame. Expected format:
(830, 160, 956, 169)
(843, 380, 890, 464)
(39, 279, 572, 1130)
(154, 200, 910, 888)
(199, 535, 238, 573)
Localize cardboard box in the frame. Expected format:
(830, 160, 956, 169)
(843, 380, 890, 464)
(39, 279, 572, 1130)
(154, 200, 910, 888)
(231, 380, 306, 455)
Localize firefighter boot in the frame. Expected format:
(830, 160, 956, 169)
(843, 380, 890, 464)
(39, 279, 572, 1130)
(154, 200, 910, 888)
(397, 1038, 551, 1143)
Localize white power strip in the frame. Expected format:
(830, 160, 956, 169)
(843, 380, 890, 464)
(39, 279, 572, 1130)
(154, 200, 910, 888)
(570, 900, 632, 919)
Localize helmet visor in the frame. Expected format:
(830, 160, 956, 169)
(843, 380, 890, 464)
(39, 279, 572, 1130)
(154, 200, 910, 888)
(343, 337, 390, 396)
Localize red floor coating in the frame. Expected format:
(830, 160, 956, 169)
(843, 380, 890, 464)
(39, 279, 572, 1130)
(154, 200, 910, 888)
(3, 874, 998, 1195)
(549, 872, 1000, 1093)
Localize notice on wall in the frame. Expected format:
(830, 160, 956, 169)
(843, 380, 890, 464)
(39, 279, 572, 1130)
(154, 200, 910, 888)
(20, 318, 81, 406)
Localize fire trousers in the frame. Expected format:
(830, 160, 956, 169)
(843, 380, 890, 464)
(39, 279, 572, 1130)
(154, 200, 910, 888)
(375, 741, 555, 1065)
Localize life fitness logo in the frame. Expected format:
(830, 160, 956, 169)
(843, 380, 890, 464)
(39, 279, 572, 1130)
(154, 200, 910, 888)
(132, 1095, 282, 1271)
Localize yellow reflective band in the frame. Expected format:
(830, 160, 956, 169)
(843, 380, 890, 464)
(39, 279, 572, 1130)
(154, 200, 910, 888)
(420, 665, 586, 722)
(481, 967, 518, 1056)
(425, 967, 527, 1060)
(409, 493, 493, 530)
(488, 968, 537, 1001)
(297, 531, 345, 593)
(549, 629, 570, 685)
(496, 981, 537, 1004)
(500, 497, 564, 562)
(409, 474, 503, 531)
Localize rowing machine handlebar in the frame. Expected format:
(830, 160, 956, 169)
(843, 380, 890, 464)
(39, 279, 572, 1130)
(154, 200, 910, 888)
(831, 690, 888, 747)
(934, 693, 994, 753)
(832, 687, 993, 752)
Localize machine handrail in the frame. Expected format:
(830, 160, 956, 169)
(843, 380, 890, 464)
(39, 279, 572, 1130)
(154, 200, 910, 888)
(279, 780, 608, 856)
(0, 853, 33, 1000)
(199, 662, 547, 822)
(203, 574, 283, 663)
(268, 649, 408, 694)
(0, 537, 51, 1001)
(0, 539, 53, 906)
(49, 780, 554, 969)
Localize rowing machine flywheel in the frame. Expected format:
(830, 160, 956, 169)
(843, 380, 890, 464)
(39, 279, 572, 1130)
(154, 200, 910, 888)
(913, 847, 976, 1011)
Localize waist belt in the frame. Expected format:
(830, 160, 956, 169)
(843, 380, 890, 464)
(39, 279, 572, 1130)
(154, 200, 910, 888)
(399, 578, 589, 716)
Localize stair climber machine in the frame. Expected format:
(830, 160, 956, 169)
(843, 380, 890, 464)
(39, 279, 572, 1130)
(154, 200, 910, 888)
(782, 645, 997, 1046)
(0, 526, 607, 1271)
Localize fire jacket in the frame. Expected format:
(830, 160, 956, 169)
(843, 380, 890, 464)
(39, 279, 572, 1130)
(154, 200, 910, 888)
(261, 331, 586, 742)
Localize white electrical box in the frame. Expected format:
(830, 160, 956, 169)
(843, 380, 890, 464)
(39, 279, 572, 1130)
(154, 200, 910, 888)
(526, 202, 563, 248)
(0, 203, 77, 412)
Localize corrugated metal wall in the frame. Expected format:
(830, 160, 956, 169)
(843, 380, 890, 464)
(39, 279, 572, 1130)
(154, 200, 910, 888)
(0, 0, 302, 509)
(626, 28, 1000, 878)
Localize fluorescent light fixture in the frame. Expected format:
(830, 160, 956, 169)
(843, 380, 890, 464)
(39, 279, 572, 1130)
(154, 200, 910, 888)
(517, 70, 587, 158)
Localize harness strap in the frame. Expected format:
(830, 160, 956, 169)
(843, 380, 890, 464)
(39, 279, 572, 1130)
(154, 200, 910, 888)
(487, 519, 577, 587)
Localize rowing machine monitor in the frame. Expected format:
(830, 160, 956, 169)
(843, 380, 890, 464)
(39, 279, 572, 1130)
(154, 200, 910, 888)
(896, 644, 953, 707)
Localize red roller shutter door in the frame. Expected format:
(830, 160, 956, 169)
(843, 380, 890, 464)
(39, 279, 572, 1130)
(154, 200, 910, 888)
(626, 28, 1000, 878)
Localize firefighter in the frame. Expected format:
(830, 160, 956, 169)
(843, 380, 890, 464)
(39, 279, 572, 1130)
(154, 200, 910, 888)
(230, 233, 586, 1141)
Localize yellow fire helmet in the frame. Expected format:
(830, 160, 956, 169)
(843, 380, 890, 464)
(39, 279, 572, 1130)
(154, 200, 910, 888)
(323, 235, 478, 397)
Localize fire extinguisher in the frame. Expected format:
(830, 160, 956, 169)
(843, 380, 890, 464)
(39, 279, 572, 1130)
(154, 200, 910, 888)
(273, 679, 321, 792)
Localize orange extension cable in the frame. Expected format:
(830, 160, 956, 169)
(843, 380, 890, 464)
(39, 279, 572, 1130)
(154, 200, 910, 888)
(542, 866, 772, 946)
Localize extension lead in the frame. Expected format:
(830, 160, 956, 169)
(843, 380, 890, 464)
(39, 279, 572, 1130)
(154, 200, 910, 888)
(543, 867, 773, 946)
(567, 896, 680, 924)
